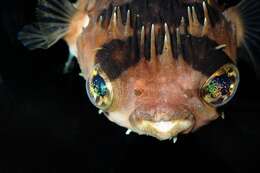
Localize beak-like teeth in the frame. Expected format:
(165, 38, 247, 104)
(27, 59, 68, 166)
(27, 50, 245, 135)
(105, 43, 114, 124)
(143, 120, 192, 134)
(152, 121, 176, 132)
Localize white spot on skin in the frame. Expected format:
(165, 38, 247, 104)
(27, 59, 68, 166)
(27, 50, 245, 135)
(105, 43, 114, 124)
(79, 72, 85, 79)
(173, 137, 178, 143)
(221, 112, 225, 119)
(82, 15, 90, 28)
(69, 44, 78, 57)
(215, 44, 227, 50)
(125, 129, 132, 135)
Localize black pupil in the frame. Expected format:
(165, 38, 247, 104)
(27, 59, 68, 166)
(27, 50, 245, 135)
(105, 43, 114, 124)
(212, 74, 232, 95)
(92, 74, 107, 97)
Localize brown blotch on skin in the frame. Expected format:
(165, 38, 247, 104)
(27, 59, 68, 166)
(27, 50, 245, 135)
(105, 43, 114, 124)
(95, 37, 140, 80)
(134, 89, 143, 96)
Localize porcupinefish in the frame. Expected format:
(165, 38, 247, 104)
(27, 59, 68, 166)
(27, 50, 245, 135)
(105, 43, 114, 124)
(18, 0, 260, 140)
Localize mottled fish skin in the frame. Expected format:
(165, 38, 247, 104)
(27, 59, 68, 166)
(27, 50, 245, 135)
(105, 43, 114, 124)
(18, 0, 260, 140)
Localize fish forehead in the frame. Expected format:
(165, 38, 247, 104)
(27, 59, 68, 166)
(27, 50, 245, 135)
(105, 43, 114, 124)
(96, 0, 221, 29)
(95, 34, 232, 78)
(78, 0, 236, 80)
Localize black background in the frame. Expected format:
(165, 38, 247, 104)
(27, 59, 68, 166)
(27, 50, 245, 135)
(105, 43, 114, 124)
(0, 0, 260, 172)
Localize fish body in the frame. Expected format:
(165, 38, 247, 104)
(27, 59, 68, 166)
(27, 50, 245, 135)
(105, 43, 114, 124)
(18, 0, 260, 140)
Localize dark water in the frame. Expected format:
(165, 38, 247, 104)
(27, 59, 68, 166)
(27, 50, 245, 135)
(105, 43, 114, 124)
(0, 0, 260, 173)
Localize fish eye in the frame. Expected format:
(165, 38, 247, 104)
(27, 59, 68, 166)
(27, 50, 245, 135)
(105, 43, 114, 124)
(200, 64, 240, 107)
(86, 65, 113, 110)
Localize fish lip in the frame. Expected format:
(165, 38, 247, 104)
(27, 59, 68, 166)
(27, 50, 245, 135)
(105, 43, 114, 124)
(129, 108, 195, 140)
(129, 106, 195, 125)
(131, 119, 194, 140)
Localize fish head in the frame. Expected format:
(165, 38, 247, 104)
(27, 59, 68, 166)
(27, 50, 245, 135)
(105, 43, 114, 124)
(16, 0, 260, 140)
(76, 1, 240, 140)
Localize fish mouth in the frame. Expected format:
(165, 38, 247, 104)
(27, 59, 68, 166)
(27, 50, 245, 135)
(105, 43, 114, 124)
(131, 119, 194, 140)
(128, 105, 195, 140)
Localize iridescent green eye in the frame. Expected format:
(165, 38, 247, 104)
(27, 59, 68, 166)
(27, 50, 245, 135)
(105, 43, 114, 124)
(86, 65, 113, 110)
(200, 64, 240, 107)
